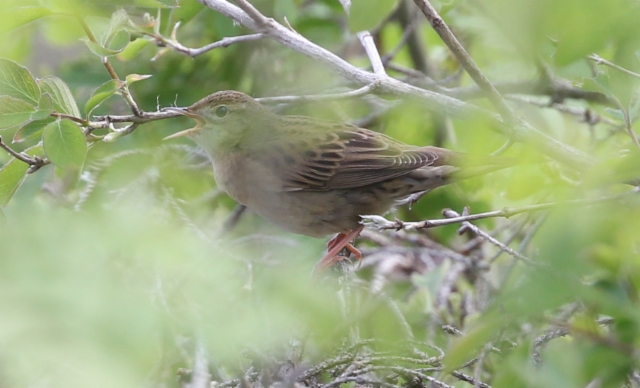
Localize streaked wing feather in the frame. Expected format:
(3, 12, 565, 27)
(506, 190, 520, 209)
(261, 120, 445, 191)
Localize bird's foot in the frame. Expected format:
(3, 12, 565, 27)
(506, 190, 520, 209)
(313, 225, 364, 274)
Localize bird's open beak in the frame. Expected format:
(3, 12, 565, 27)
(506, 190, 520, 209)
(163, 107, 206, 140)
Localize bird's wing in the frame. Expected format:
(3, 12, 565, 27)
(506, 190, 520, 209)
(256, 119, 451, 191)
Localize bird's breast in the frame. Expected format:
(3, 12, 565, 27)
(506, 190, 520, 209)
(210, 152, 280, 206)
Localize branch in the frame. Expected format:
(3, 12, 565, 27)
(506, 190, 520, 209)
(357, 32, 387, 76)
(447, 78, 611, 106)
(588, 54, 640, 79)
(78, 17, 142, 117)
(450, 371, 490, 388)
(90, 109, 182, 127)
(196, 0, 591, 170)
(0, 136, 50, 173)
(443, 208, 535, 265)
(412, 0, 515, 124)
(256, 82, 381, 104)
(146, 21, 265, 57)
(507, 95, 619, 127)
(361, 187, 640, 230)
(385, 0, 430, 75)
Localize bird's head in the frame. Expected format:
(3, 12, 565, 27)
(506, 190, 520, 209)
(165, 90, 273, 154)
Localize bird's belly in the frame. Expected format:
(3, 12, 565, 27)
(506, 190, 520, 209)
(248, 189, 393, 237)
(210, 154, 394, 237)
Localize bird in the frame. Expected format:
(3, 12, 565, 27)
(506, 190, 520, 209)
(165, 91, 512, 272)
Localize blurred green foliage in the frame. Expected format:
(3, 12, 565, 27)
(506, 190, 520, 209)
(1, 0, 640, 387)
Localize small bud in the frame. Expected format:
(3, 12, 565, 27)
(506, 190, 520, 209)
(103, 132, 123, 143)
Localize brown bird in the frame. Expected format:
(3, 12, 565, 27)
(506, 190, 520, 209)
(166, 91, 511, 271)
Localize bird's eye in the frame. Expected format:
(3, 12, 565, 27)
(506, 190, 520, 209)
(214, 105, 229, 118)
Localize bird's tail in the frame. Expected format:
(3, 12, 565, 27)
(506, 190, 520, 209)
(423, 146, 516, 182)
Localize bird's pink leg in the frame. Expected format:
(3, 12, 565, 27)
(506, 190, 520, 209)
(313, 225, 364, 273)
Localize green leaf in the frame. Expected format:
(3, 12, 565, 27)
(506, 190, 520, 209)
(0, 96, 36, 129)
(38, 76, 81, 117)
(125, 73, 152, 86)
(348, 0, 398, 31)
(84, 33, 130, 57)
(0, 58, 40, 105)
(13, 117, 55, 143)
(43, 120, 87, 169)
(83, 10, 131, 57)
(117, 38, 151, 61)
(167, 1, 204, 28)
(104, 10, 130, 44)
(84, 39, 123, 57)
(0, 159, 29, 207)
(31, 93, 54, 121)
(604, 108, 625, 121)
(108, 29, 130, 52)
(583, 73, 614, 97)
(84, 79, 123, 115)
(0, 6, 54, 35)
(0, 143, 43, 206)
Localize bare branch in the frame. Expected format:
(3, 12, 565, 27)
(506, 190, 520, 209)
(78, 17, 142, 117)
(507, 95, 619, 127)
(197, 0, 591, 170)
(0, 136, 50, 172)
(90, 109, 183, 128)
(588, 53, 640, 79)
(256, 82, 381, 104)
(451, 371, 490, 388)
(358, 32, 387, 76)
(412, 0, 515, 124)
(443, 208, 535, 265)
(362, 187, 640, 232)
(148, 23, 265, 57)
(185, 342, 211, 388)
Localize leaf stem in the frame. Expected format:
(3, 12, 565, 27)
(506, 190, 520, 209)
(77, 16, 142, 117)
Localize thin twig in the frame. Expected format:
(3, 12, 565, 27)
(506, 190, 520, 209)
(361, 187, 640, 231)
(385, 0, 430, 77)
(412, 0, 515, 125)
(256, 82, 381, 104)
(90, 109, 182, 127)
(588, 54, 640, 79)
(358, 31, 387, 76)
(51, 112, 89, 126)
(380, 10, 420, 65)
(78, 17, 142, 117)
(91, 85, 383, 128)
(233, 0, 269, 25)
(0, 136, 50, 172)
(185, 342, 211, 388)
(197, 0, 591, 169)
(0, 137, 38, 165)
(490, 140, 514, 156)
(147, 23, 264, 57)
(444, 208, 535, 265)
(609, 93, 640, 149)
(320, 376, 406, 388)
(219, 204, 247, 236)
(507, 95, 619, 127)
(451, 371, 490, 388)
